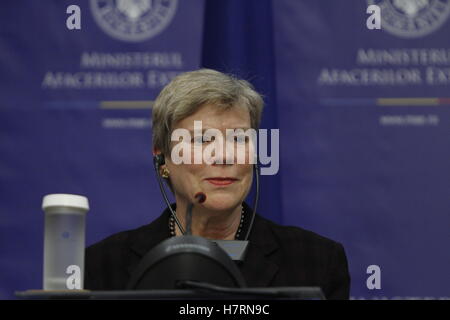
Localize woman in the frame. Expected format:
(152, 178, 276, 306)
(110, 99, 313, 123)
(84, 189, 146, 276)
(85, 69, 350, 299)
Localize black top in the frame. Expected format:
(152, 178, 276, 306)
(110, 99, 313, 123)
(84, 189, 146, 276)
(85, 203, 351, 299)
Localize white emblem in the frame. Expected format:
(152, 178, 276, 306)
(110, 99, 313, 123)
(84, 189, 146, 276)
(367, 0, 450, 38)
(90, 0, 178, 42)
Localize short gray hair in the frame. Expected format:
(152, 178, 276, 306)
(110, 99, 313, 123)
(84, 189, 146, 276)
(152, 69, 264, 155)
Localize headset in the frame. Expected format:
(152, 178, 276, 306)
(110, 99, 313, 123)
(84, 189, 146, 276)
(153, 153, 259, 241)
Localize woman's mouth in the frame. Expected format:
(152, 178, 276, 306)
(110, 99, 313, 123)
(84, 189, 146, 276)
(205, 177, 238, 186)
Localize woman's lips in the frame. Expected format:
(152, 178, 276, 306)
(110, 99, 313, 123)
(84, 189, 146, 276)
(205, 177, 237, 186)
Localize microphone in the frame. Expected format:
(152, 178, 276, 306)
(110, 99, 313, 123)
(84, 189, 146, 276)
(195, 192, 207, 204)
(186, 192, 206, 235)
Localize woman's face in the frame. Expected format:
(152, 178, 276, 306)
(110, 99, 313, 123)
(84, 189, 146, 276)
(163, 103, 254, 212)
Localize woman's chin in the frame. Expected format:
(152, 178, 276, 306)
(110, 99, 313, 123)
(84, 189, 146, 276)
(202, 193, 242, 212)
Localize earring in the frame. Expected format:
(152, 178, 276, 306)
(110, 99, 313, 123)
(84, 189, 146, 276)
(161, 168, 170, 179)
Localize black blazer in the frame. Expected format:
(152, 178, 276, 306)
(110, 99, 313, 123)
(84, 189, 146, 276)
(85, 204, 350, 299)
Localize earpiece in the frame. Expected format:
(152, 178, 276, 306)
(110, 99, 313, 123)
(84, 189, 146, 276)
(153, 154, 165, 167)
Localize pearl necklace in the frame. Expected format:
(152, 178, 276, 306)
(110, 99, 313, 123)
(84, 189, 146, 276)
(169, 206, 245, 240)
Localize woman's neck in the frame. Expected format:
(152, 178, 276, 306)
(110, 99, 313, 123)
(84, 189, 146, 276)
(173, 202, 242, 240)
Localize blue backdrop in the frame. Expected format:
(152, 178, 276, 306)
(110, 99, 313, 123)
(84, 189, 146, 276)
(1, 0, 449, 299)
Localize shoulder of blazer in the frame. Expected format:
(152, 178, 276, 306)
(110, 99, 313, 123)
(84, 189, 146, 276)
(251, 214, 350, 300)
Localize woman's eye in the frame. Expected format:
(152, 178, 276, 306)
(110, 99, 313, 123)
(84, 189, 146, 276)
(192, 136, 202, 144)
(192, 136, 213, 144)
(234, 135, 249, 144)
